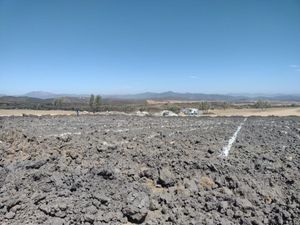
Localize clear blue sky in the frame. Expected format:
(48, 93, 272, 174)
(0, 0, 300, 95)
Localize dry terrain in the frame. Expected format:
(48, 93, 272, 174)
(0, 109, 79, 117)
(209, 107, 300, 117)
(0, 115, 299, 224)
(1, 107, 300, 117)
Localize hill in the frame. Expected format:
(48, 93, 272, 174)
(23, 91, 88, 99)
(105, 91, 300, 102)
(1, 91, 300, 102)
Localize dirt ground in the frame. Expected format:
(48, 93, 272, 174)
(209, 107, 300, 117)
(0, 115, 299, 224)
(0, 109, 79, 117)
(1, 107, 300, 117)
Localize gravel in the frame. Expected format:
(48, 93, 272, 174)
(0, 115, 299, 224)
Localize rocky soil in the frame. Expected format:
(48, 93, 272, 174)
(0, 115, 299, 225)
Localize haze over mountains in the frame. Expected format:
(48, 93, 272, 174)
(105, 92, 300, 102)
(22, 91, 89, 99)
(1, 91, 300, 102)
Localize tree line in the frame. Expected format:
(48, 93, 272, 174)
(89, 94, 102, 112)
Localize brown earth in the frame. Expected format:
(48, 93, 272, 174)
(209, 107, 300, 117)
(1, 107, 300, 117)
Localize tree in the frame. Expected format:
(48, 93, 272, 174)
(53, 98, 63, 108)
(89, 94, 95, 112)
(254, 100, 270, 110)
(94, 95, 102, 112)
(222, 102, 230, 110)
(199, 101, 210, 111)
(166, 104, 180, 113)
(254, 100, 263, 110)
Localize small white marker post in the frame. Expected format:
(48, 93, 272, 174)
(220, 118, 247, 157)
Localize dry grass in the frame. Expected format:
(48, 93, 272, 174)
(1, 107, 299, 117)
(199, 176, 215, 190)
(145, 179, 165, 193)
(0, 109, 84, 117)
(147, 100, 200, 104)
(208, 107, 300, 117)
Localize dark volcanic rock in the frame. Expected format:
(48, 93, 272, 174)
(0, 115, 299, 224)
(0, 166, 8, 188)
(123, 191, 150, 223)
(158, 167, 175, 187)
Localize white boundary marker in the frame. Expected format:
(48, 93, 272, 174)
(44, 132, 82, 138)
(58, 132, 81, 137)
(220, 118, 247, 157)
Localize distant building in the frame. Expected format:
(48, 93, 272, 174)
(181, 108, 202, 116)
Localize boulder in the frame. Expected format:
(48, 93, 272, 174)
(158, 167, 175, 187)
(123, 191, 150, 223)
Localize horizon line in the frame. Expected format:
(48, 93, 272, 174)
(1, 90, 300, 97)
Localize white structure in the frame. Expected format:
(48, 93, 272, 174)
(181, 108, 202, 116)
(154, 110, 178, 117)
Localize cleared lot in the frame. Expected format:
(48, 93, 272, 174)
(1, 107, 300, 117)
(209, 107, 300, 117)
(0, 115, 299, 224)
(0, 109, 78, 117)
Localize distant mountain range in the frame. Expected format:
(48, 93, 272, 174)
(1, 91, 300, 102)
(23, 91, 89, 99)
(105, 91, 243, 101)
(105, 91, 300, 102)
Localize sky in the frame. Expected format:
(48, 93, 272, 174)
(0, 0, 300, 95)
